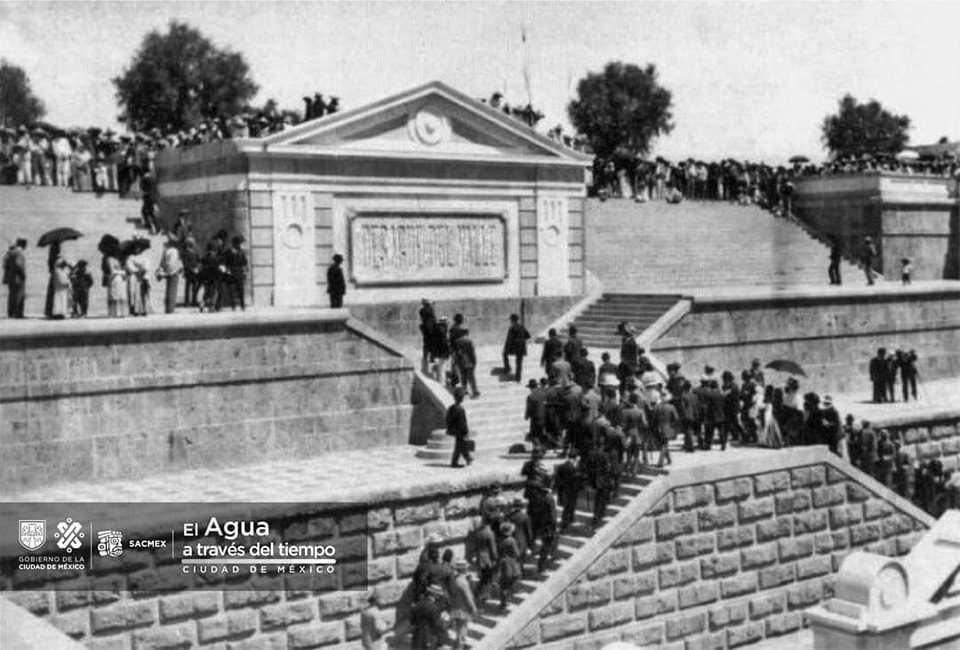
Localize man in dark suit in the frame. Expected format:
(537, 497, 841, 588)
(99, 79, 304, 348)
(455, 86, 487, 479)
(502, 313, 530, 382)
(900, 350, 919, 402)
(575, 348, 596, 390)
(703, 380, 727, 450)
(326, 253, 346, 308)
(3, 238, 27, 318)
(452, 330, 479, 398)
(447, 388, 472, 468)
(553, 449, 581, 533)
(525, 379, 547, 446)
(884, 350, 899, 403)
(869, 348, 887, 404)
(540, 328, 563, 370)
(564, 325, 583, 365)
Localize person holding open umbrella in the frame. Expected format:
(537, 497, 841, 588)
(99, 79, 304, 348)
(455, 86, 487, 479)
(38, 227, 83, 318)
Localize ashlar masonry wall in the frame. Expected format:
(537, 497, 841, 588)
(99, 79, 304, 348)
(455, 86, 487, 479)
(0, 312, 417, 494)
(652, 286, 960, 396)
(3, 474, 526, 650)
(495, 448, 933, 650)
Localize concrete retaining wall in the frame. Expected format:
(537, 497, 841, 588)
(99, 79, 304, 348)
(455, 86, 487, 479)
(652, 285, 960, 395)
(498, 450, 932, 650)
(4, 473, 525, 650)
(793, 174, 959, 280)
(0, 311, 418, 494)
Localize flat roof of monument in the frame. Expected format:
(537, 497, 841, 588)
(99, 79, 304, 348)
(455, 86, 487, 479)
(247, 79, 592, 166)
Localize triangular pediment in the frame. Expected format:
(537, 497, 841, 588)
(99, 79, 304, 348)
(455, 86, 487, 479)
(260, 81, 589, 163)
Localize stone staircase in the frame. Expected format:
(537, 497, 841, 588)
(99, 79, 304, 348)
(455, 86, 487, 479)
(0, 186, 161, 318)
(462, 467, 665, 648)
(585, 199, 863, 291)
(569, 293, 683, 350)
(416, 346, 535, 460)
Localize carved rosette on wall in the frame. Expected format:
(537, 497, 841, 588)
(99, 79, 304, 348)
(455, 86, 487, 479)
(407, 108, 451, 147)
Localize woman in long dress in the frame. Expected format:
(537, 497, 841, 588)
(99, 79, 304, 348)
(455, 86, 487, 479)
(757, 385, 784, 449)
(49, 259, 72, 319)
(106, 255, 126, 317)
(125, 252, 147, 316)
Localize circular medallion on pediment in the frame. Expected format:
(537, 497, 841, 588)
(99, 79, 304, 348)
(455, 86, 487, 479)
(409, 109, 451, 147)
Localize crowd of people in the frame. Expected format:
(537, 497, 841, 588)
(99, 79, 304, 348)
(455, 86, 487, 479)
(392, 315, 956, 647)
(0, 90, 342, 191)
(591, 153, 960, 218)
(2, 212, 248, 320)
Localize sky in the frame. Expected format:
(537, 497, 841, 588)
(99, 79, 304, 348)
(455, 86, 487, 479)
(3, 0, 960, 163)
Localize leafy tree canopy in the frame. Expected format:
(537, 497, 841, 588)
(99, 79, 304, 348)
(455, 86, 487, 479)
(821, 94, 911, 159)
(0, 60, 46, 127)
(567, 61, 673, 167)
(113, 21, 258, 132)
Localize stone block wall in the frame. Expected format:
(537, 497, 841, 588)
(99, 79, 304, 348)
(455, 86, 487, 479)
(0, 314, 416, 493)
(881, 417, 960, 473)
(509, 462, 928, 649)
(793, 173, 960, 280)
(5, 477, 525, 650)
(652, 288, 960, 395)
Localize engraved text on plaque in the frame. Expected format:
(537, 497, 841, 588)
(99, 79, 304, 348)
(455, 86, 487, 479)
(350, 214, 506, 285)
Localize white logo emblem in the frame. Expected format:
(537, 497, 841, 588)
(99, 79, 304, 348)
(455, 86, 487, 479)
(18, 520, 46, 551)
(96, 530, 123, 558)
(54, 518, 85, 553)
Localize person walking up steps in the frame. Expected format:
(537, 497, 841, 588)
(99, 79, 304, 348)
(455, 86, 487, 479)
(446, 388, 473, 468)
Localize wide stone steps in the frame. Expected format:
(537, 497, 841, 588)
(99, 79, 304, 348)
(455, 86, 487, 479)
(569, 293, 684, 350)
(1, 186, 163, 318)
(461, 468, 664, 648)
(585, 198, 862, 291)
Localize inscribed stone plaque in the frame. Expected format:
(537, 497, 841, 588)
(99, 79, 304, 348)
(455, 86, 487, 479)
(349, 213, 506, 285)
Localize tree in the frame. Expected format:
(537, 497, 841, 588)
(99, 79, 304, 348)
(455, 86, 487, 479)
(821, 95, 911, 159)
(567, 62, 673, 167)
(113, 21, 258, 132)
(0, 60, 46, 127)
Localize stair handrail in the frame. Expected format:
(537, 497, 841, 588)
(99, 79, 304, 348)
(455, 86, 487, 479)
(474, 446, 934, 650)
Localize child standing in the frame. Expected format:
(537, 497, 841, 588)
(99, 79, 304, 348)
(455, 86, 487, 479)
(901, 258, 913, 285)
(71, 260, 94, 317)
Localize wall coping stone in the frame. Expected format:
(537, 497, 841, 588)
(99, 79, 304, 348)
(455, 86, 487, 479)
(0, 308, 355, 346)
(479, 446, 934, 650)
(680, 280, 960, 310)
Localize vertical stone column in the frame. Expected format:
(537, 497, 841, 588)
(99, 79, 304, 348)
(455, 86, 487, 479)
(271, 190, 317, 306)
(536, 192, 571, 296)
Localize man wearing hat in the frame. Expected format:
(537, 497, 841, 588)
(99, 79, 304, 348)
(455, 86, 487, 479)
(447, 558, 476, 649)
(501, 313, 530, 382)
(446, 388, 472, 467)
(869, 348, 888, 404)
(156, 237, 183, 314)
(452, 329, 479, 398)
(820, 395, 841, 455)
(3, 238, 27, 318)
(465, 516, 497, 604)
(326, 253, 346, 308)
(524, 379, 547, 446)
(539, 327, 563, 371)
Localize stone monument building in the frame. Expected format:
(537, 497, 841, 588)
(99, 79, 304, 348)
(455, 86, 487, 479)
(155, 81, 591, 308)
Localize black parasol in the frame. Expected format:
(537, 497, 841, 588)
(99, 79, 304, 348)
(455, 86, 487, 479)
(788, 155, 810, 164)
(98, 234, 120, 256)
(120, 238, 151, 256)
(38, 227, 83, 247)
(765, 359, 807, 377)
